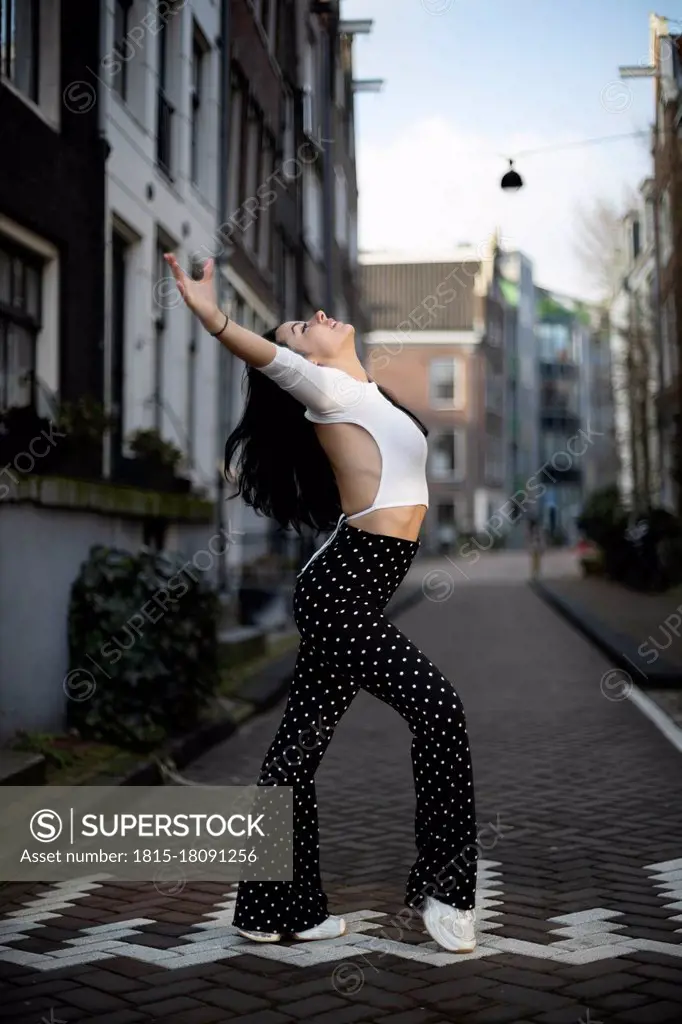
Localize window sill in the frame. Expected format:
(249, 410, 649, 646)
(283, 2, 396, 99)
(0, 75, 60, 133)
(429, 401, 465, 411)
(155, 162, 177, 191)
(0, 474, 214, 523)
(430, 474, 465, 485)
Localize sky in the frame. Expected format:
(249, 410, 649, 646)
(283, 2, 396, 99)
(341, 0, 682, 299)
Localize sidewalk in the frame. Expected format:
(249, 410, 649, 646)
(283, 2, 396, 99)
(1, 558, 681, 1023)
(535, 573, 682, 731)
(542, 576, 682, 669)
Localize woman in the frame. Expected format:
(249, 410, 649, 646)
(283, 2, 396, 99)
(165, 254, 477, 954)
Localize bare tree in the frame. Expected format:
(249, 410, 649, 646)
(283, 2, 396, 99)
(574, 194, 658, 510)
(573, 197, 625, 301)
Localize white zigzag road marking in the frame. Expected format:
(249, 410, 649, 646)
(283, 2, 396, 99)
(645, 857, 682, 931)
(0, 860, 680, 969)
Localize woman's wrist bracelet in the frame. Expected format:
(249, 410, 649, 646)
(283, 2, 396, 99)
(209, 311, 229, 337)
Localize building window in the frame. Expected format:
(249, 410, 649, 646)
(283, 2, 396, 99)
(244, 105, 262, 252)
(429, 358, 463, 408)
(302, 34, 318, 139)
(436, 500, 456, 525)
(435, 501, 457, 549)
(537, 322, 574, 363)
(348, 210, 358, 265)
(660, 188, 673, 266)
(190, 23, 210, 190)
(632, 217, 640, 261)
(335, 51, 345, 109)
(258, 0, 276, 41)
(666, 294, 678, 383)
(431, 430, 465, 482)
(485, 366, 503, 412)
(156, 9, 175, 178)
(303, 164, 323, 261)
(187, 316, 197, 465)
(283, 245, 296, 320)
(0, 238, 42, 412)
(644, 197, 655, 248)
(257, 134, 275, 270)
(113, 0, 133, 101)
(0, 0, 39, 102)
(485, 434, 504, 484)
(226, 73, 243, 217)
(153, 236, 172, 432)
(282, 85, 295, 173)
(335, 166, 348, 248)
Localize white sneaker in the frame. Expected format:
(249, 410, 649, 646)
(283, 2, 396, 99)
(422, 897, 476, 952)
(235, 927, 281, 943)
(292, 915, 347, 941)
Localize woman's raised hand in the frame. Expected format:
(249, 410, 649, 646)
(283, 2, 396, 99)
(164, 254, 223, 333)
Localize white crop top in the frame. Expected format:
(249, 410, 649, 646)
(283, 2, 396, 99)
(257, 345, 429, 519)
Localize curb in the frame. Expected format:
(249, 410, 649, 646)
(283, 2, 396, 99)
(530, 579, 682, 689)
(116, 583, 427, 786)
(626, 685, 682, 755)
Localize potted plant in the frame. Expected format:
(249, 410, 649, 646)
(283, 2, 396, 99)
(123, 428, 191, 493)
(47, 396, 115, 479)
(0, 403, 53, 470)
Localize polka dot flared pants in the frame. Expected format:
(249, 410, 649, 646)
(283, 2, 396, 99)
(232, 518, 477, 935)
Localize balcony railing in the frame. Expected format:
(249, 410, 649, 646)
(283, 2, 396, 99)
(156, 89, 174, 178)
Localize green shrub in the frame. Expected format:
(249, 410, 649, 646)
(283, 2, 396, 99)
(127, 428, 184, 470)
(66, 545, 219, 750)
(577, 484, 627, 548)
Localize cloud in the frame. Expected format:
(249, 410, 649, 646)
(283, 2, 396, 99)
(356, 115, 651, 299)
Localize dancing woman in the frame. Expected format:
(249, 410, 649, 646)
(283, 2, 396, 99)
(165, 254, 477, 953)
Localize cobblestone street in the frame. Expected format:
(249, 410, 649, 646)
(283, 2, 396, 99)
(2, 554, 682, 1023)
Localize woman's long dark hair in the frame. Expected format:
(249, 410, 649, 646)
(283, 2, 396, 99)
(224, 328, 429, 535)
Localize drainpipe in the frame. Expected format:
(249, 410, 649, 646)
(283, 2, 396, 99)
(216, 0, 232, 596)
(98, 0, 112, 479)
(321, 15, 334, 312)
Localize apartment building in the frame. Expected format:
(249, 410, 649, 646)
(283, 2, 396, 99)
(650, 16, 682, 513)
(610, 180, 662, 510)
(102, 0, 225, 495)
(0, 0, 373, 733)
(534, 288, 617, 542)
(361, 250, 506, 553)
(581, 307, 618, 501)
(0, 0, 106, 451)
(219, 0, 369, 581)
(487, 249, 539, 546)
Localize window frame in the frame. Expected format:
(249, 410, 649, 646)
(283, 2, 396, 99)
(430, 428, 466, 483)
(0, 235, 44, 413)
(155, 8, 175, 179)
(113, 0, 133, 101)
(153, 235, 173, 432)
(190, 21, 210, 189)
(0, 0, 40, 103)
(429, 357, 463, 409)
(110, 228, 129, 460)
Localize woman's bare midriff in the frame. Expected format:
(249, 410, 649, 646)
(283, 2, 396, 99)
(345, 504, 427, 541)
(314, 420, 427, 542)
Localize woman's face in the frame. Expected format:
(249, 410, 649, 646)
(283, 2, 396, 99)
(276, 311, 355, 361)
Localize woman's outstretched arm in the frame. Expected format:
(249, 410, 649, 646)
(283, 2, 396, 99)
(164, 253, 277, 368)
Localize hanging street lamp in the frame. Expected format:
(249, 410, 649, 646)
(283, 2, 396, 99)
(501, 159, 523, 191)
